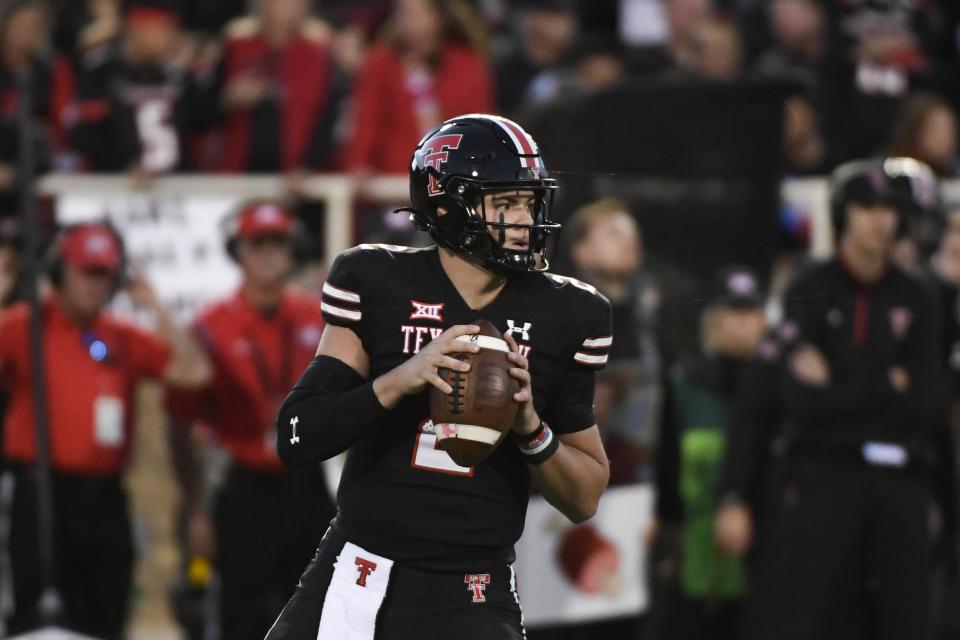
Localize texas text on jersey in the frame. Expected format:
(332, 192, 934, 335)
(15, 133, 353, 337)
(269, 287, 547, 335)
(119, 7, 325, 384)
(311, 243, 611, 570)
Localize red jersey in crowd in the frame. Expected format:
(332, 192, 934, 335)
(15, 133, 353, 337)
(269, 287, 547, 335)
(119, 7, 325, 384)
(0, 297, 170, 475)
(167, 288, 324, 471)
(219, 18, 336, 172)
(345, 41, 495, 174)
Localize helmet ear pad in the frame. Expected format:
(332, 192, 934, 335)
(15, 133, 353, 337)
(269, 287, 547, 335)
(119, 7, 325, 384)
(430, 182, 501, 257)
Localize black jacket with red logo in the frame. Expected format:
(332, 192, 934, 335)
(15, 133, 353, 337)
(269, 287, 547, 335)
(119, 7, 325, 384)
(718, 258, 940, 511)
(774, 258, 940, 450)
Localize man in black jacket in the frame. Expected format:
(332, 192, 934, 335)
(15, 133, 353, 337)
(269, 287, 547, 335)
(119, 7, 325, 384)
(716, 157, 942, 640)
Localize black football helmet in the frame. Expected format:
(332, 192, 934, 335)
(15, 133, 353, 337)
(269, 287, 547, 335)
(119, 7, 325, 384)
(398, 114, 560, 273)
(830, 157, 940, 241)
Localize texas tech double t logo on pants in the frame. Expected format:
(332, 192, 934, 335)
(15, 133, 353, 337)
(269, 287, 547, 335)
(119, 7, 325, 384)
(265, 527, 527, 640)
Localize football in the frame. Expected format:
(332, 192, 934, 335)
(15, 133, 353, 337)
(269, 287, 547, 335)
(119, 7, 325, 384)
(429, 319, 519, 467)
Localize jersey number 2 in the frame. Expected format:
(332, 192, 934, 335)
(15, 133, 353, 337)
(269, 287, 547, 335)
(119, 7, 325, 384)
(410, 420, 474, 477)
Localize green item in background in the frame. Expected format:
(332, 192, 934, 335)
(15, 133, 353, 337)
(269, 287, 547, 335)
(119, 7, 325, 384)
(680, 428, 746, 599)
(669, 365, 746, 600)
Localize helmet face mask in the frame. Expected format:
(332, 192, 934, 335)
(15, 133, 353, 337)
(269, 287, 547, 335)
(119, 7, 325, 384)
(402, 115, 561, 274)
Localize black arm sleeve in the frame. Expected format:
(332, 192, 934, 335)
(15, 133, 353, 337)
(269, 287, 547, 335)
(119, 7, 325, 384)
(276, 355, 388, 467)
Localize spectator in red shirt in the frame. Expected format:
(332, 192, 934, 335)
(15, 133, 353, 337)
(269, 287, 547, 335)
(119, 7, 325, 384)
(167, 201, 334, 640)
(218, 0, 339, 172)
(344, 0, 495, 175)
(0, 222, 210, 639)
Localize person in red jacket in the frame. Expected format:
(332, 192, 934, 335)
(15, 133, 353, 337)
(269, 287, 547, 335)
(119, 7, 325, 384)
(1, 221, 210, 639)
(167, 200, 335, 640)
(218, 0, 339, 172)
(344, 0, 495, 175)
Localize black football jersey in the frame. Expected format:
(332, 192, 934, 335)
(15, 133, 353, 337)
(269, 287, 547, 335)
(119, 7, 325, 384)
(319, 244, 612, 570)
(69, 43, 217, 172)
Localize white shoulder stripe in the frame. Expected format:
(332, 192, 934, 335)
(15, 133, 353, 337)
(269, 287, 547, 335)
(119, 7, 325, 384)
(546, 273, 600, 296)
(356, 243, 417, 253)
(582, 336, 613, 348)
(574, 352, 609, 365)
(323, 281, 360, 304)
(321, 302, 362, 322)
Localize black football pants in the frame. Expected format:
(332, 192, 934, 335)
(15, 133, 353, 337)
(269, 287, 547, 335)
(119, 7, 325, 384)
(5, 465, 133, 640)
(264, 526, 526, 640)
(743, 454, 931, 640)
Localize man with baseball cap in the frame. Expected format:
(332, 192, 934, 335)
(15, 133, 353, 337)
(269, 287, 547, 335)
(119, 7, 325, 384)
(0, 221, 210, 638)
(654, 266, 767, 640)
(167, 201, 334, 640)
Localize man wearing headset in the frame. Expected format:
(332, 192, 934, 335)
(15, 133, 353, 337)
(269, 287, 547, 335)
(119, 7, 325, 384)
(715, 158, 942, 640)
(0, 221, 210, 639)
(166, 201, 334, 640)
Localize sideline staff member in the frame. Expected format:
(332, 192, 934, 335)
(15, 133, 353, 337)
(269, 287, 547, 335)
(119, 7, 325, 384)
(168, 201, 334, 640)
(718, 158, 941, 640)
(0, 222, 210, 639)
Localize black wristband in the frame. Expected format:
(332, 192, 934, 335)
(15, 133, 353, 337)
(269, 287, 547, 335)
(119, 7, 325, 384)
(516, 421, 559, 465)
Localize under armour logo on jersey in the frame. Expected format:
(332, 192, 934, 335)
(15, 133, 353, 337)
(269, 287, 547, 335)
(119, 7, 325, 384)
(410, 300, 445, 322)
(355, 557, 377, 587)
(465, 573, 491, 603)
(506, 319, 532, 341)
(289, 416, 300, 445)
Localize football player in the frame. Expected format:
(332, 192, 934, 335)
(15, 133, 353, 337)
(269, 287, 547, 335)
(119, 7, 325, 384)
(265, 114, 613, 640)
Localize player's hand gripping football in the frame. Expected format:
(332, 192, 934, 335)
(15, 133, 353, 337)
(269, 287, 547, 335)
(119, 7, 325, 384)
(504, 334, 541, 437)
(377, 324, 481, 407)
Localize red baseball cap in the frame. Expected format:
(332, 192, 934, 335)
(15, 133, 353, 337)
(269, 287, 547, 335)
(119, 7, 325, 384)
(234, 202, 295, 239)
(60, 225, 123, 271)
(125, 2, 180, 28)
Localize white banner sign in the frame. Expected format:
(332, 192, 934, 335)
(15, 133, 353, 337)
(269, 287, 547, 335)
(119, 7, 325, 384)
(514, 483, 652, 627)
(56, 192, 246, 322)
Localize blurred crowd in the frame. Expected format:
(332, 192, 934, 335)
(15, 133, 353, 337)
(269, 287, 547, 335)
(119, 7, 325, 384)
(3, 0, 960, 639)
(2, 0, 960, 212)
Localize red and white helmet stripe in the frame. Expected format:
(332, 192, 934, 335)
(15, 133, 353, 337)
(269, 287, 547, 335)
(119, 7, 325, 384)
(458, 113, 546, 175)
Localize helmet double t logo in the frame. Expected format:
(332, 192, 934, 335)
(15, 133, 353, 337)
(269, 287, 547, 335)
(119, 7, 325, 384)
(422, 134, 464, 197)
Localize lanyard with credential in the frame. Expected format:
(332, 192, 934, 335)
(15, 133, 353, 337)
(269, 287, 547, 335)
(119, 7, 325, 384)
(244, 312, 294, 416)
